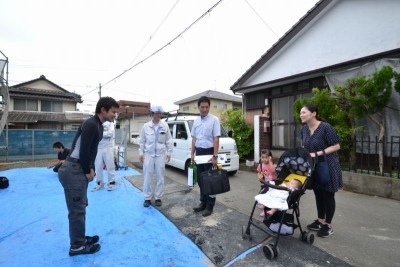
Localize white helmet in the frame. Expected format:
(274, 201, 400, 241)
(150, 105, 164, 113)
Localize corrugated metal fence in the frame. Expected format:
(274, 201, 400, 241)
(0, 129, 76, 161)
(0, 128, 128, 162)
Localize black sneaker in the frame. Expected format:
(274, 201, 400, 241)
(202, 208, 213, 217)
(307, 220, 323, 231)
(69, 243, 101, 256)
(317, 224, 334, 238)
(143, 200, 151, 207)
(86, 235, 99, 245)
(193, 203, 206, 213)
(155, 199, 162, 207)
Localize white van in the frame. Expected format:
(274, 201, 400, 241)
(163, 114, 239, 175)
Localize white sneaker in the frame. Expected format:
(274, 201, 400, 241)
(91, 181, 104, 192)
(107, 182, 116, 191)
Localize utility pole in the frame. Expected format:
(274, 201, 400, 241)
(98, 83, 101, 98)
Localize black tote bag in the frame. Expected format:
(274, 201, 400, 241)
(313, 150, 331, 186)
(201, 168, 230, 195)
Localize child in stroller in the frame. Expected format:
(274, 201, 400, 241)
(256, 149, 278, 217)
(255, 178, 302, 217)
(242, 147, 315, 260)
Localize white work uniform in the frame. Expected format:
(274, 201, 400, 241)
(139, 120, 172, 200)
(94, 121, 116, 183)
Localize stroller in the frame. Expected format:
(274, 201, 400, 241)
(241, 147, 315, 260)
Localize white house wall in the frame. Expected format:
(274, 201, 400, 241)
(243, 0, 400, 87)
(63, 102, 76, 112)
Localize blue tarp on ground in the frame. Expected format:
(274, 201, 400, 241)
(0, 167, 209, 267)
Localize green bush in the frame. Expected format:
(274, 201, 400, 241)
(221, 109, 253, 159)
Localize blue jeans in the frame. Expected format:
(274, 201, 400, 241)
(58, 160, 89, 247)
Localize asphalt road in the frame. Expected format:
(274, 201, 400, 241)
(125, 144, 400, 267)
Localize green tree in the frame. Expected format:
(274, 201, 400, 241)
(294, 66, 400, 174)
(343, 66, 399, 174)
(220, 109, 253, 158)
(294, 88, 354, 166)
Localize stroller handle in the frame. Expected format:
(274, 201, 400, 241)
(260, 181, 291, 192)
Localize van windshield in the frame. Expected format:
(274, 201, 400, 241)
(187, 120, 228, 137)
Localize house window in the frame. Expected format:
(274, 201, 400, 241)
(222, 103, 227, 109)
(271, 96, 295, 149)
(183, 105, 189, 111)
(14, 99, 26, 110)
(272, 91, 315, 149)
(41, 100, 62, 112)
(14, 98, 38, 111)
(27, 99, 38, 111)
(246, 92, 264, 109)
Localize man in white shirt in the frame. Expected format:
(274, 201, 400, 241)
(191, 96, 220, 217)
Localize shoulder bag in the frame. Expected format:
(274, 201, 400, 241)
(201, 166, 230, 195)
(313, 150, 331, 186)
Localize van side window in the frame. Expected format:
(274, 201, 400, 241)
(168, 123, 174, 138)
(176, 123, 187, 140)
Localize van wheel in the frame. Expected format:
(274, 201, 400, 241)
(228, 171, 237, 176)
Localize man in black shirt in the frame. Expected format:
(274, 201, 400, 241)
(58, 97, 119, 256)
(48, 141, 70, 173)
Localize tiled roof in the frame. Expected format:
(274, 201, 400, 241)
(174, 90, 242, 105)
(9, 87, 81, 102)
(2, 111, 90, 123)
(10, 75, 82, 103)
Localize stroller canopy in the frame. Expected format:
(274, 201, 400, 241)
(275, 147, 313, 184)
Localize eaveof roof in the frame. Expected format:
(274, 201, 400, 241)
(230, 0, 329, 92)
(174, 90, 242, 105)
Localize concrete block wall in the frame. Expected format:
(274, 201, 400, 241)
(343, 172, 400, 201)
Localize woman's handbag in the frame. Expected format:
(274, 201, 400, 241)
(313, 150, 331, 186)
(201, 167, 230, 195)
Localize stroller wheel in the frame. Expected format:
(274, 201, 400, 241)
(299, 231, 306, 241)
(270, 243, 279, 258)
(263, 244, 275, 260)
(306, 231, 315, 245)
(242, 225, 251, 240)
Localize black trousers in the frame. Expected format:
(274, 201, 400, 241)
(195, 147, 216, 208)
(314, 189, 336, 224)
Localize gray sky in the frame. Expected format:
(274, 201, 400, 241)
(1, 0, 319, 112)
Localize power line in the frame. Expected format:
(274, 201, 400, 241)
(81, 0, 224, 97)
(125, 0, 180, 69)
(244, 0, 279, 38)
(100, 0, 224, 88)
